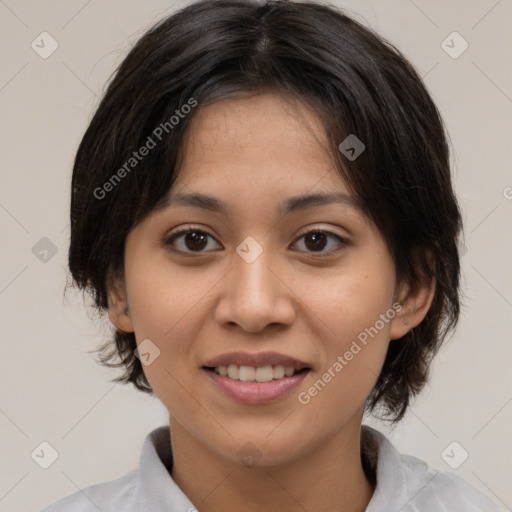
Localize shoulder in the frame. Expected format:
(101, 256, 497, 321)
(398, 452, 503, 512)
(363, 425, 504, 512)
(39, 470, 138, 512)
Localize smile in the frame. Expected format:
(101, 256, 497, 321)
(209, 364, 304, 382)
(201, 351, 312, 404)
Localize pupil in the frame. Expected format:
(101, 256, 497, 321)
(306, 232, 326, 251)
(186, 231, 208, 251)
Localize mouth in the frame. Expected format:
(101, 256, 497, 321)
(201, 351, 312, 404)
(201, 351, 311, 381)
(203, 364, 310, 382)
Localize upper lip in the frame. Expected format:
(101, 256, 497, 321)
(202, 351, 311, 370)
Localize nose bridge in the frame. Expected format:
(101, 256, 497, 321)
(233, 238, 278, 304)
(215, 236, 295, 332)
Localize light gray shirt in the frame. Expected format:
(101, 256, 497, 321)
(40, 425, 503, 511)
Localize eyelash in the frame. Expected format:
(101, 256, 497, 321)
(162, 225, 349, 257)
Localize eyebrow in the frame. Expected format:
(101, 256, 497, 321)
(158, 191, 361, 216)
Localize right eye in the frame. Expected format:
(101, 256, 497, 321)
(163, 226, 222, 254)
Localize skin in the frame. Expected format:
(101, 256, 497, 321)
(108, 91, 435, 512)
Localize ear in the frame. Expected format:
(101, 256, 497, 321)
(389, 276, 436, 340)
(106, 272, 134, 333)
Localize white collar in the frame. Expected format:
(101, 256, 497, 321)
(134, 425, 501, 511)
(43, 424, 501, 511)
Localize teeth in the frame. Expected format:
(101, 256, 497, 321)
(272, 365, 285, 379)
(227, 364, 239, 379)
(239, 366, 256, 381)
(214, 364, 300, 382)
(256, 366, 273, 382)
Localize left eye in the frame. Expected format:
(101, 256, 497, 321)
(163, 227, 348, 255)
(291, 229, 348, 255)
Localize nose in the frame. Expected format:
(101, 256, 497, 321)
(214, 246, 296, 334)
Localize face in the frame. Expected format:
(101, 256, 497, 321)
(108, 91, 422, 467)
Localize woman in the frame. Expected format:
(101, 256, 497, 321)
(41, 0, 502, 510)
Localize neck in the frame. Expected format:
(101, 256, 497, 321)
(169, 414, 376, 512)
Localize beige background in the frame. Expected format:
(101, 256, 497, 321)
(1, 0, 511, 510)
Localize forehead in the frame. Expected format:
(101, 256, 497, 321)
(174, 91, 349, 197)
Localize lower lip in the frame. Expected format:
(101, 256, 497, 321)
(203, 368, 310, 405)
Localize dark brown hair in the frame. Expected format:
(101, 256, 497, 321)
(68, 0, 462, 423)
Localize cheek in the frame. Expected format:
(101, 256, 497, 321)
(123, 257, 217, 393)
(307, 260, 395, 344)
(125, 250, 209, 338)
(298, 265, 395, 408)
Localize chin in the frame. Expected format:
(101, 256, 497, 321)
(219, 430, 311, 469)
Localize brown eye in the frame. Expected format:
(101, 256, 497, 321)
(164, 227, 221, 253)
(304, 231, 328, 251)
(292, 230, 348, 255)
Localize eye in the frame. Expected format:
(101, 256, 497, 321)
(163, 226, 221, 254)
(163, 225, 349, 256)
(291, 228, 349, 256)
